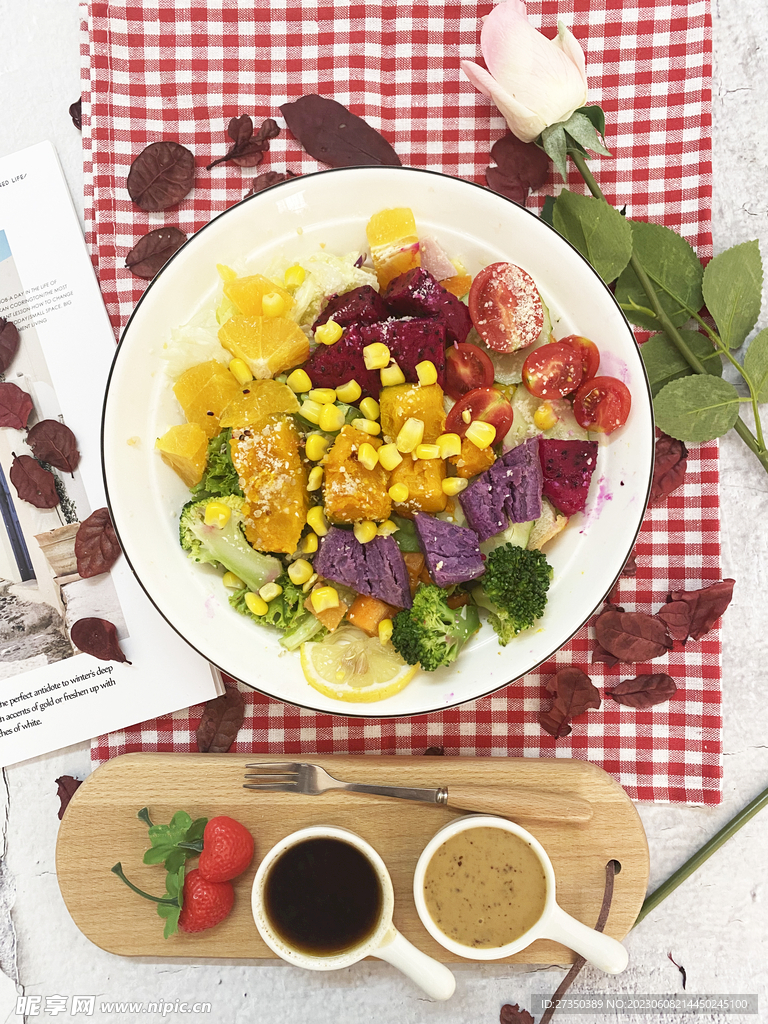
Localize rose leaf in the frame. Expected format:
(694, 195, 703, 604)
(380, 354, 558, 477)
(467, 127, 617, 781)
(55, 776, 82, 819)
(246, 169, 299, 195)
(539, 666, 601, 738)
(0, 318, 20, 374)
(651, 432, 688, 502)
(207, 115, 280, 170)
(125, 227, 187, 280)
(26, 419, 80, 473)
(666, 579, 735, 641)
(196, 686, 245, 753)
(70, 617, 130, 663)
(500, 1005, 534, 1024)
(69, 98, 82, 131)
(9, 455, 59, 508)
(127, 141, 196, 212)
(610, 673, 678, 708)
(74, 507, 122, 578)
(485, 132, 549, 206)
(0, 383, 34, 429)
(594, 608, 672, 662)
(280, 95, 401, 168)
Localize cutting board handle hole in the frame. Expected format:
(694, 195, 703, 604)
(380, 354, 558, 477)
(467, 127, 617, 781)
(608, 858, 622, 874)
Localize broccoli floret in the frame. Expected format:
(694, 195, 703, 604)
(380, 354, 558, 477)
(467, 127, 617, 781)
(191, 429, 243, 499)
(179, 496, 281, 593)
(472, 544, 552, 645)
(391, 584, 480, 672)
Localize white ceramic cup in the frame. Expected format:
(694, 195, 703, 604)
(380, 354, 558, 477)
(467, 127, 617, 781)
(252, 825, 456, 1000)
(413, 815, 628, 974)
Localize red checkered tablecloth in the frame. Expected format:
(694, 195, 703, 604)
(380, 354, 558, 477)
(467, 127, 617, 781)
(83, 0, 721, 803)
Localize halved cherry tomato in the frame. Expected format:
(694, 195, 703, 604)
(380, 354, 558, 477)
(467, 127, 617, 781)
(445, 387, 514, 440)
(522, 342, 583, 399)
(468, 262, 544, 354)
(444, 343, 495, 400)
(561, 334, 600, 381)
(572, 376, 631, 434)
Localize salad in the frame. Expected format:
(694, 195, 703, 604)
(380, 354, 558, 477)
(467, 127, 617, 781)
(156, 207, 631, 703)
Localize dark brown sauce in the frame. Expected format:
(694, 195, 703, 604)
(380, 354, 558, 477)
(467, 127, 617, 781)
(264, 837, 382, 956)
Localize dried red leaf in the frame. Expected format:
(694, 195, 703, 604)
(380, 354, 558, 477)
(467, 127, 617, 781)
(127, 141, 196, 212)
(280, 94, 401, 168)
(207, 115, 280, 170)
(539, 667, 601, 739)
(610, 673, 677, 708)
(196, 686, 245, 753)
(666, 579, 735, 641)
(26, 419, 80, 473)
(0, 382, 34, 429)
(424, 746, 445, 756)
(485, 132, 549, 206)
(69, 98, 82, 131)
(9, 455, 59, 508)
(622, 550, 638, 577)
(55, 776, 82, 819)
(592, 643, 619, 668)
(651, 432, 688, 502)
(0, 318, 20, 374)
(125, 226, 186, 280)
(594, 608, 672, 663)
(70, 617, 130, 663)
(500, 1005, 534, 1024)
(246, 169, 299, 195)
(74, 507, 122, 578)
(655, 600, 692, 643)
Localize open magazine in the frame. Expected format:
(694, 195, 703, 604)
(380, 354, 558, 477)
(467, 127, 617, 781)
(0, 141, 221, 768)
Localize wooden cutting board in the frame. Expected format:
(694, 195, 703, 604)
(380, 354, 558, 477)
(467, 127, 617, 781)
(56, 753, 649, 963)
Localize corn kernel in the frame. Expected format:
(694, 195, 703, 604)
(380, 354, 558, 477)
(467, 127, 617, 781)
(461, 409, 472, 424)
(377, 519, 399, 537)
(363, 342, 390, 370)
(262, 292, 286, 317)
(300, 531, 319, 554)
(287, 368, 312, 394)
(319, 403, 346, 432)
(308, 387, 336, 405)
(378, 618, 394, 645)
(466, 420, 497, 449)
(315, 320, 343, 345)
(378, 443, 403, 471)
(203, 501, 232, 528)
(299, 399, 323, 425)
(311, 586, 340, 613)
(534, 402, 559, 431)
(228, 358, 253, 385)
(302, 573, 319, 594)
(442, 477, 469, 496)
(244, 591, 269, 616)
(307, 466, 324, 491)
(335, 379, 362, 403)
(288, 558, 314, 585)
(351, 417, 381, 436)
(416, 360, 438, 386)
(284, 264, 306, 289)
(357, 442, 379, 471)
(359, 397, 380, 421)
(437, 432, 462, 459)
(307, 505, 329, 536)
(396, 417, 424, 453)
(389, 482, 410, 503)
(222, 571, 244, 589)
(353, 521, 378, 544)
(415, 443, 440, 460)
(259, 582, 283, 603)
(380, 362, 406, 387)
(305, 433, 330, 462)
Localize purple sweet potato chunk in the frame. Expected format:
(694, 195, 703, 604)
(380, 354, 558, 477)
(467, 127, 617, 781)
(383, 267, 472, 345)
(539, 438, 599, 516)
(459, 438, 543, 541)
(313, 285, 389, 331)
(304, 324, 381, 399)
(412, 513, 485, 587)
(314, 527, 412, 608)
(361, 318, 446, 388)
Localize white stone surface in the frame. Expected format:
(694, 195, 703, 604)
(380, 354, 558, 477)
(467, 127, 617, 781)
(1, 1, 767, 1021)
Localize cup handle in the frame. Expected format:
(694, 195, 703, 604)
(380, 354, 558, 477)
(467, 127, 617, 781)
(545, 904, 629, 975)
(373, 926, 456, 1000)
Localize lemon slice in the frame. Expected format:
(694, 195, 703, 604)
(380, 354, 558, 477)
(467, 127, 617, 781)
(300, 625, 417, 703)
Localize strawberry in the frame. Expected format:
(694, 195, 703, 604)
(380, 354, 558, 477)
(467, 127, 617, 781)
(177, 869, 234, 933)
(197, 815, 255, 883)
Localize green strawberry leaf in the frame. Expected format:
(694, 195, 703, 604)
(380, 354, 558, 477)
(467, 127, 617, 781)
(143, 844, 176, 865)
(141, 808, 208, 869)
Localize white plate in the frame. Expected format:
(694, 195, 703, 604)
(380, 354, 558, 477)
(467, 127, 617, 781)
(102, 166, 653, 718)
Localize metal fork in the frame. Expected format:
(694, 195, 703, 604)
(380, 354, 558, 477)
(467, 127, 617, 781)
(244, 761, 446, 805)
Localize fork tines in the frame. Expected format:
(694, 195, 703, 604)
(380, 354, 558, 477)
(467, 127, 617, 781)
(243, 761, 301, 789)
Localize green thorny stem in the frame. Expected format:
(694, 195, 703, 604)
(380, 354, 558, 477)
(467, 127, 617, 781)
(570, 150, 768, 473)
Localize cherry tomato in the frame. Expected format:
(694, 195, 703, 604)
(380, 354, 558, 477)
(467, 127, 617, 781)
(572, 376, 631, 434)
(445, 387, 514, 440)
(561, 334, 600, 381)
(522, 342, 583, 399)
(444, 343, 495, 400)
(468, 262, 544, 354)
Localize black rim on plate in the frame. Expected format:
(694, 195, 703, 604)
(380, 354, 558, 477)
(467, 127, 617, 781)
(101, 165, 655, 719)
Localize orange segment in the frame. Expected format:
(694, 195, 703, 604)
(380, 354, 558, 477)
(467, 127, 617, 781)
(223, 273, 293, 317)
(366, 208, 421, 290)
(173, 360, 241, 438)
(219, 379, 300, 430)
(231, 414, 308, 554)
(155, 423, 209, 487)
(442, 274, 472, 298)
(218, 315, 310, 380)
